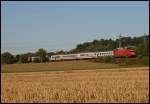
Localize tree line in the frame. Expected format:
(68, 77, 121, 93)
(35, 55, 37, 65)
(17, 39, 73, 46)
(1, 49, 48, 64)
(70, 34, 149, 56)
(1, 34, 149, 64)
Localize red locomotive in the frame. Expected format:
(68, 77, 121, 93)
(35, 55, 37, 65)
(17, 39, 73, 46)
(113, 48, 136, 57)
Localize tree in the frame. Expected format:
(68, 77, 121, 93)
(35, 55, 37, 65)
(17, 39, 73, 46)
(36, 48, 48, 62)
(1, 52, 15, 64)
(20, 54, 29, 63)
(57, 50, 65, 54)
(70, 34, 149, 58)
(14, 54, 20, 63)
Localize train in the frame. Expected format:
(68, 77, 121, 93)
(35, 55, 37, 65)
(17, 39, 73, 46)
(50, 48, 136, 61)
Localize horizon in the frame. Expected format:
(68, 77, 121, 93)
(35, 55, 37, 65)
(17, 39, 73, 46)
(1, 1, 149, 54)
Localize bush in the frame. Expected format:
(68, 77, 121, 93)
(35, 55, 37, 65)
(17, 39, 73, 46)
(20, 54, 29, 63)
(33, 58, 40, 63)
(137, 54, 144, 59)
(95, 56, 104, 62)
(118, 57, 149, 66)
(95, 56, 114, 63)
(138, 57, 149, 65)
(103, 56, 115, 63)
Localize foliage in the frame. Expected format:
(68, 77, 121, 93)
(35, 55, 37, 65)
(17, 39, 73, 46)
(118, 57, 149, 66)
(36, 48, 48, 62)
(95, 56, 115, 63)
(15, 54, 20, 62)
(20, 54, 29, 63)
(57, 50, 66, 54)
(33, 58, 40, 63)
(1, 34, 149, 64)
(70, 34, 149, 57)
(1, 52, 15, 64)
(103, 56, 115, 63)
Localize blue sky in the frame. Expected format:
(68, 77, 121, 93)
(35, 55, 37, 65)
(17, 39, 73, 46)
(1, 1, 149, 54)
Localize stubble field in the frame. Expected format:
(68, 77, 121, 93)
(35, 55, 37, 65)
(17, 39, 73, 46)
(1, 67, 149, 103)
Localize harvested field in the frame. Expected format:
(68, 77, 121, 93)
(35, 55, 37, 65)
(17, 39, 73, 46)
(1, 67, 149, 103)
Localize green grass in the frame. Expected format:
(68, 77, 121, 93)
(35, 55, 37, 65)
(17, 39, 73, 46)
(1, 60, 149, 73)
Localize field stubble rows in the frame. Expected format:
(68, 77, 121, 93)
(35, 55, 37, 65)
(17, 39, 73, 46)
(1, 67, 149, 103)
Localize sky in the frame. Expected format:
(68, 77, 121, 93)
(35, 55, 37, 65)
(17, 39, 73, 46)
(1, 1, 149, 54)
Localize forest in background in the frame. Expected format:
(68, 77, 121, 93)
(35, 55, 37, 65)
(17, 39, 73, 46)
(69, 34, 149, 56)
